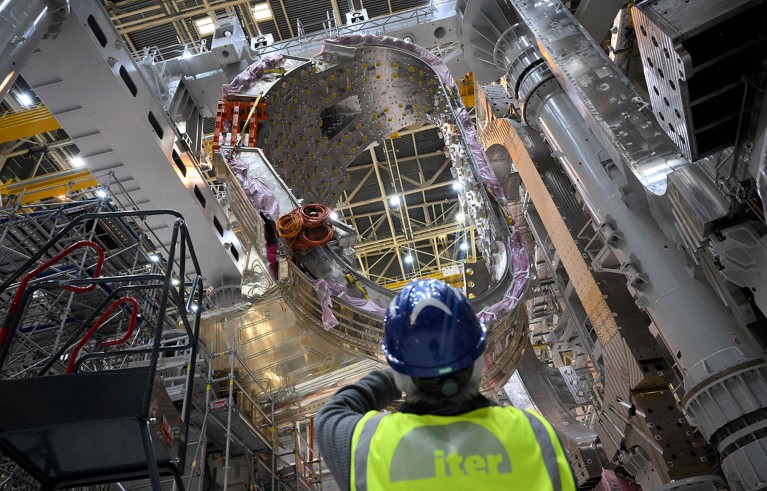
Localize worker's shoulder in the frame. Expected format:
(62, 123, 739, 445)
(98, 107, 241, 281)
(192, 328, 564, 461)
(384, 405, 521, 423)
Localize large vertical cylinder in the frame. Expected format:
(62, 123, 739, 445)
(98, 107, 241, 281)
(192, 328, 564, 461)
(0, 0, 64, 102)
(459, 0, 767, 488)
(535, 90, 761, 378)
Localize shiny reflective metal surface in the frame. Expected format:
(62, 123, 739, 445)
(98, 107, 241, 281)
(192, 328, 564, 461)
(516, 344, 598, 451)
(204, 34, 531, 411)
(504, 0, 690, 195)
(200, 292, 368, 412)
(0, 0, 68, 102)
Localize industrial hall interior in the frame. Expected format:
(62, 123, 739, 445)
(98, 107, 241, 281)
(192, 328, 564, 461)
(0, 0, 766, 489)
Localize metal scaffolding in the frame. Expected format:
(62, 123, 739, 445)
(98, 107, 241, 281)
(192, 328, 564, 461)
(188, 343, 320, 491)
(0, 190, 206, 489)
(0, 168, 325, 490)
(0, 170, 199, 380)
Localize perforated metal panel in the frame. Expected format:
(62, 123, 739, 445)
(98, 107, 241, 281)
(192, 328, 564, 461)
(633, 0, 767, 160)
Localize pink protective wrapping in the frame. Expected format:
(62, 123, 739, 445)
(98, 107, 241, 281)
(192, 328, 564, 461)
(226, 152, 280, 221)
(456, 107, 505, 200)
(476, 229, 530, 323)
(223, 54, 286, 96)
(313, 279, 342, 330)
(314, 279, 387, 330)
(339, 293, 388, 315)
(593, 469, 642, 491)
(323, 34, 505, 202)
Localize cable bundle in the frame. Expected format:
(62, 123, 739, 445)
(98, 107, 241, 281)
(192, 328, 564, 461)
(277, 204, 335, 252)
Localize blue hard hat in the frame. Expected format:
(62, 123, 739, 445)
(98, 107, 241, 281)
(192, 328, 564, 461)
(382, 279, 486, 378)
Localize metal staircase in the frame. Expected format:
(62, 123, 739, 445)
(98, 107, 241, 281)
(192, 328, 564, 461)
(0, 205, 205, 490)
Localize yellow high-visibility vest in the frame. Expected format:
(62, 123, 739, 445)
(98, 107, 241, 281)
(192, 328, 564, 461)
(350, 406, 575, 491)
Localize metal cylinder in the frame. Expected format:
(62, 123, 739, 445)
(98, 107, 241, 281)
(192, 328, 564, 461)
(482, 17, 763, 385)
(459, 0, 767, 487)
(527, 51, 767, 491)
(534, 88, 763, 380)
(0, 0, 58, 102)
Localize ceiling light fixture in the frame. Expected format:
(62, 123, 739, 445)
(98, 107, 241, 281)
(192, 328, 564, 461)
(460, 241, 469, 251)
(95, 188, 108, 199)
(17, 92, 33, 107)
(252, 3, 273, 21)
(148, 253, 160, 263)
(330, 211, 339, 220)
(403, 253, 413, 264)
(455, 211, 465, 222)
(194, 17, 216, 36)
(70, 157, 85, 168)
(388, 195, 401, 207)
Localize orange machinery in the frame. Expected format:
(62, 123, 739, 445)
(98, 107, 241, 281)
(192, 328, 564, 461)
(212, 98, 268, 151)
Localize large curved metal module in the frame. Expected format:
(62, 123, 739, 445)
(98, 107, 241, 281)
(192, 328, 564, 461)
(204, 35, 530, 419)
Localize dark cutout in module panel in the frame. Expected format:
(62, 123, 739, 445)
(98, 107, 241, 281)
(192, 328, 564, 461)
(119, 66, 137, 97)
(148, 112, 163, 139)
(87, 15, 107, 48)
(172, 149, 187, 177)
(194, 185, 206, 208)
(213, 216, 224, 236)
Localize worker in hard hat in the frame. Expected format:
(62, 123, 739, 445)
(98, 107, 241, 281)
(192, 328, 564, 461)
(316, 279, 576, 490)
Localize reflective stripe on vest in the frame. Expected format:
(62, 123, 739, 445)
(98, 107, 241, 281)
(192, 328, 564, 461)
(353, 412, 387, 491)
(350, 406, 574, 491)
(523, 410, 562, 491)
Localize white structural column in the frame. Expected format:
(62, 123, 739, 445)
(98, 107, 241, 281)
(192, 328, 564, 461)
(21, 0, 243, 285)
(0, 0, 68, 102)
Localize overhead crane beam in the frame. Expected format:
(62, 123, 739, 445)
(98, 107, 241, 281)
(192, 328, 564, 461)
(0, 106, 61, 144)
(0, 168, 97, 206)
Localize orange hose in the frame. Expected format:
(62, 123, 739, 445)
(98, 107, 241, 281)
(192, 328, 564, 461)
(300, 204, 330, 227)
(297, 225, 334, 250)
(277, 211, 303, 239)
(277, 204, 334, 252)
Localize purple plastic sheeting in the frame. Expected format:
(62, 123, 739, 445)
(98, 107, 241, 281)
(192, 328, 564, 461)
(223, 54, 286, 96)
(339, 293, 388, 315)
(226, 151, 280, 220)
(323, 34, 504, 201)
(593, 470, 641, 491)
(476, 228, 530, 323)
(314, 279, 343, 330)
(314, 279, 387, 330)
(456, 107, 505, 200)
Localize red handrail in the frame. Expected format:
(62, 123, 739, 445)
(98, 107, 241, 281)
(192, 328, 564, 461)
(0, 241, 105, 348)
(66, 296, 139, 374)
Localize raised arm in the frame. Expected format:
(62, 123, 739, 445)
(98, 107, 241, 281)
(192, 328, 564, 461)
(316, 368, 400, 490)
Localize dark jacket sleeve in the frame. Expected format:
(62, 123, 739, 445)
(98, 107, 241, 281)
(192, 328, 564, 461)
(315, 369, 401, 491)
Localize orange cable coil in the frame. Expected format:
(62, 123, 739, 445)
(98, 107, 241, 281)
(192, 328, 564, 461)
(277, 204, 335, 251)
